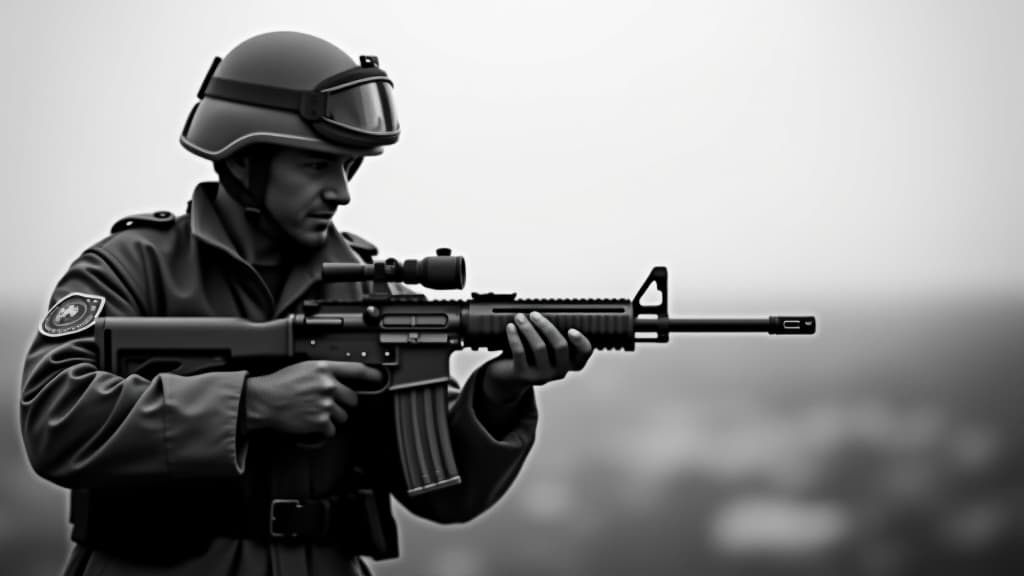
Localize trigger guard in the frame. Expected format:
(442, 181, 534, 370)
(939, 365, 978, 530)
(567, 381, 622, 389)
(354, 365, 391, 396)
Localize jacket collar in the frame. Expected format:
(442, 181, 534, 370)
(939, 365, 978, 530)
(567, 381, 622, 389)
(190, 182, 238, 260)
(188, 181, 366, 316)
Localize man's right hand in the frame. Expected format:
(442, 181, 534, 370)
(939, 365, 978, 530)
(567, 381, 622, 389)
(244, 360, 384, 439)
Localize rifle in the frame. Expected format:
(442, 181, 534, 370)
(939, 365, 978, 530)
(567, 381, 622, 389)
(94, 249, 816, 497)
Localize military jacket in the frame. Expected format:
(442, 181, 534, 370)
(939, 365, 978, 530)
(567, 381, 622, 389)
(20, 182, 538, 576)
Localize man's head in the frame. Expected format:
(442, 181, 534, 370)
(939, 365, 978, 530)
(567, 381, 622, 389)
(181, 31, 401, 247)
(222, 146, 352, 249)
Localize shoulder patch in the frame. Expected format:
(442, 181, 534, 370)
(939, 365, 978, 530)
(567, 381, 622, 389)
(39, 292, 106, 338)
(341, 231, 379, 263)
(111, 211, 176, 234)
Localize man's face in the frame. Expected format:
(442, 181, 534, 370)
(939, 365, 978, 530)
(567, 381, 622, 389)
(263, 149, 352, 248)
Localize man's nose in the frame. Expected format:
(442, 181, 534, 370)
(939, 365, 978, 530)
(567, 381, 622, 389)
(322, 171, 351, 206)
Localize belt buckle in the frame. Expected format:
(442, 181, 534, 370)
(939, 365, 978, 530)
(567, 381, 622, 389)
(269, 498, 303, 539)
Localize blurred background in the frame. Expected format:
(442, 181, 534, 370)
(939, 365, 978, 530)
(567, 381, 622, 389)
(1, 1, 1022, 575)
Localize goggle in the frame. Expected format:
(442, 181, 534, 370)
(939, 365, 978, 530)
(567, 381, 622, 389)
(199, 55, 399, 150)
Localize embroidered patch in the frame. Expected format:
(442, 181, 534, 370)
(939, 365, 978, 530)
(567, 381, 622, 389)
(39, 292, 106, 338)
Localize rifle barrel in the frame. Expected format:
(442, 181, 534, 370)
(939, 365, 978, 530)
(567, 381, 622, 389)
(635, 316, 816, 335)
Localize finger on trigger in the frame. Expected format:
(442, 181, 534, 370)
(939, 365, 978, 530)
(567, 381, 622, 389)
(327, 360, 385, 383)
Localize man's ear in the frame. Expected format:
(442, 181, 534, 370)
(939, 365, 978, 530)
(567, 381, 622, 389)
(224, 154, 250, 187)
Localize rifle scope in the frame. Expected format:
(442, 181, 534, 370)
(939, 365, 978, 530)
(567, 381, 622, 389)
(322, 248, 465, 290)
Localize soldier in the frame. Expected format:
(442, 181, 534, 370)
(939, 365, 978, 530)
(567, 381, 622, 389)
(20, 31, 593, 576)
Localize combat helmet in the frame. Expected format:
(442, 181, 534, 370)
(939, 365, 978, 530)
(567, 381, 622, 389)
(180, 31, 400, 180)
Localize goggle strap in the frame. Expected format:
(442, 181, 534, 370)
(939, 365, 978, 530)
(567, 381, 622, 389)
(204, 77, 306, 115)
(198, 57, 222, 99)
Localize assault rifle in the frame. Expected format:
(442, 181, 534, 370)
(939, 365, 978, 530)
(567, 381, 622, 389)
(94, 249, 816, 497)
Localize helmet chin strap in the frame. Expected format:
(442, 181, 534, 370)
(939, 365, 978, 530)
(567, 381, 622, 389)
(214, 147, 305, 255)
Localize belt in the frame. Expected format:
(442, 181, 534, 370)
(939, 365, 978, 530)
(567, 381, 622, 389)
(223, 496, 348, 543)
(267, 498, 334, 540)
(71, 483, 398, 560)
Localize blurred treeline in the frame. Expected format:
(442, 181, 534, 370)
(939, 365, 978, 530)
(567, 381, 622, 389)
(2, 292, 1022, 575)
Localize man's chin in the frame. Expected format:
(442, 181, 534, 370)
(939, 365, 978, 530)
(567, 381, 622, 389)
(284, 229, 330, 251)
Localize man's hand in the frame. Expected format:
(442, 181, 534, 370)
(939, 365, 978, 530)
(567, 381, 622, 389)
(483, 311, 594, 403)
(245, 360, 384, 439)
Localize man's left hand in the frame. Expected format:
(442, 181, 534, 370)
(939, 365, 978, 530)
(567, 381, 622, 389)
(482, 311, 594, 403)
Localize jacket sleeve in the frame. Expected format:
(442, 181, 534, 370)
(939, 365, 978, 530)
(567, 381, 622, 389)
(20, 247, 250, 489)
(385, 361, 539, 524)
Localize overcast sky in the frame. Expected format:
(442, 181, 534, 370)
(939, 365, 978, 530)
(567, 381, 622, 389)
(1, 0, 1021, 313)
